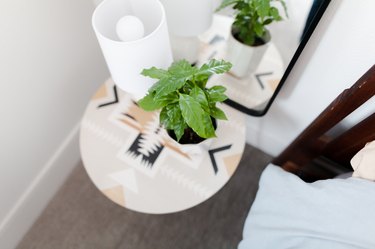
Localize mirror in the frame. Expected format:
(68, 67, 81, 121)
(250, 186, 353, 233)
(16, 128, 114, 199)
(194, 0, 331, 116)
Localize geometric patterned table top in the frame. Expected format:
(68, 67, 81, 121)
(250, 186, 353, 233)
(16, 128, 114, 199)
(80, 79, 246, 214)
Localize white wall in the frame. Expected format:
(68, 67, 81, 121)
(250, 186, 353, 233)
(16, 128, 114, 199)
(0, 0, 373, 247)
(0, 0, 108, 248)
(246, 0, 375, 156)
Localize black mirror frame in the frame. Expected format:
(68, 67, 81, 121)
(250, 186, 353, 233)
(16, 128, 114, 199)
(224, 0, 331, 117)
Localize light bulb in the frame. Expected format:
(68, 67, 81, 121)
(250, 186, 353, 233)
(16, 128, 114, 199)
(116, 15, 145, 42)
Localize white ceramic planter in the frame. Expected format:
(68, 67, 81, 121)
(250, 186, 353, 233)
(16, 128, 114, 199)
(92, 0, 173, 100)
(226, 30, 270, 78)
(163, 121, 218, 167)
(166, 134, 215, 168)
(174, 137, 214, 155)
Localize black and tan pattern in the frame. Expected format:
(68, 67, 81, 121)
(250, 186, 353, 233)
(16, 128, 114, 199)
(97, 85, 119, 108)
(81, 78, 246, 214)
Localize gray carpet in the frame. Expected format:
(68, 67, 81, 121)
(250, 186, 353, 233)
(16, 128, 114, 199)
(17, 144, 272, 249)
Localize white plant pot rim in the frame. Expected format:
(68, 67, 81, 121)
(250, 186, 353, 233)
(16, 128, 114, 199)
(230, 27, 271, 47)
(165, 122, 218, 156)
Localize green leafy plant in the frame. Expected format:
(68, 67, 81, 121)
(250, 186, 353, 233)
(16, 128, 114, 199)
(217, 0, 288, 46)
(138, 59, 232, 142)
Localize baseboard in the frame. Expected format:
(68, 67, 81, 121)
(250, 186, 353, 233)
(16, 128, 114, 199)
(0, 123, 81, 249)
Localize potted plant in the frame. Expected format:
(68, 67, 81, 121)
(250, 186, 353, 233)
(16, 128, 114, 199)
(217, 0, 287, 77)
(138, 59, 232, 152)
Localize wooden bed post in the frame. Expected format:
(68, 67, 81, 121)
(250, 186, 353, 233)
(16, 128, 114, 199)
(273, 65, 375, 179)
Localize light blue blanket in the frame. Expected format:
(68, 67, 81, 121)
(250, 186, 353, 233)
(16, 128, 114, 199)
(238, 165, 375, 249)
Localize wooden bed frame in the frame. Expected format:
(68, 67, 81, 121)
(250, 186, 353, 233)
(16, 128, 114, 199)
(272, 65, 375, 182)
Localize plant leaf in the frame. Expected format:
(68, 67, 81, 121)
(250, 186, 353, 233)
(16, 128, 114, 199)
(138, 91, 178, 111)
(174, 121, 187, 142)
(256, 0, 270, 19)
(270, 7, 282, 21)
(179, 94, 215, 139)
(160, 104, 187, 141)
(138, 92, 165, 111)
(141, 67, 169, 80)
(210, 106, 228, 120)
(159, 107, 171, 129)
(154, 91, 179, 105)
(149, 60, 197, 98)
(166, 103, 182, 127)
(275, 0, 288, 18)
(168, 59, 197, 76)
(263, 18, 272, 25)
(207, 85, 228, 102)
(216, 0, 238, 11)
(190, 86, 209, 112)
(196, 59, 232, 79)
(149, 76, 185, 99)
(253, 21, 264, 37)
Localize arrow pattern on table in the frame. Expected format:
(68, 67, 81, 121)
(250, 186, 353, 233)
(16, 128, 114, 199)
(209, 144, 233, 174)
(255, 72, 273, 90)
(97, 85, 119, 108)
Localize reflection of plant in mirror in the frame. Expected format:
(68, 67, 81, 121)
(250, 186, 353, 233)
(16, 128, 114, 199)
(138, 59, 232, 142)
(217, 0, 288, 46)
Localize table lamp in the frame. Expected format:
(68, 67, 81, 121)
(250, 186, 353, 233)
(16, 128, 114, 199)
(92, 0, 173, 100)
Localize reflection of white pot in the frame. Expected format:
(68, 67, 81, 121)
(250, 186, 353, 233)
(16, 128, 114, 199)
(92, 0, 173, 100)
(159, 0, 214, 63)
(159, 0, 213, 37)
(169, 35, 200, 63)
(226, 29, 270, 78)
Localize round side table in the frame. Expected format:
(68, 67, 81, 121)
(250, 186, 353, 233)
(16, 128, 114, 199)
(80, 79, 246, 214)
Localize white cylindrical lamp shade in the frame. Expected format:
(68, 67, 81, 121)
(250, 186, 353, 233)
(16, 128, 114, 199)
(159, 0, 214, 37)
(92, 0, 173, 100)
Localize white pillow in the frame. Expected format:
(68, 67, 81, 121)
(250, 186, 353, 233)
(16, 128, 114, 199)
(238, 164, 375, 249)
(351, 140, 375, 181)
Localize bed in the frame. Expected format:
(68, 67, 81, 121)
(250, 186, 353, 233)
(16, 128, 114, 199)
(238, 65, 375, 249)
